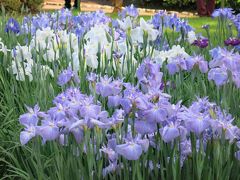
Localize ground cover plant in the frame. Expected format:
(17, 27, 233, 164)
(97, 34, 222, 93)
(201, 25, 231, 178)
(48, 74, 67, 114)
(0, 5, 240, 179)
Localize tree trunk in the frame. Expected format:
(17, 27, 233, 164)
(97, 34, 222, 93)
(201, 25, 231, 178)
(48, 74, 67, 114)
(113, 0, 123, 12)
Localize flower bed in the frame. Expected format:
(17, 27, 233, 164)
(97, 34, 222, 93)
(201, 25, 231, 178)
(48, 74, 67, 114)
(0, 5, 240, 179)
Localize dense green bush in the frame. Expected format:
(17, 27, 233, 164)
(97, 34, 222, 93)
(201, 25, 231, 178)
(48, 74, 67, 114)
(1, 0, 43, 13)
(162, 0, 240, 10)
(162, 0, 195, 7)
(125, 0, 240, 12)
(1, 0, 22, 11)
(25, 0, 44, 12)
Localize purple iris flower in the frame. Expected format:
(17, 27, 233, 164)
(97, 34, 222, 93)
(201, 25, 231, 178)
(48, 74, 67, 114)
(136, 58, 163, 91)
(182, 110, 210, 135)
(189, 97, 215, 114)
(108, 95, 121, 108)
(111, 109, 125, 124)
(142, 101, 169, 123)
(87, 72, 97, 82)
(212, 8, 234, 19)
(186, 56, 208, 73)
(120, 92, 149, 114)
(192, 38, 209, 48)
(198, 59, 209, 73)
(160, 122, 180, 143)
(37, 118, 59, 143)
(71, 127, 84, 143)
(180, 140, 192, 156)
(209, 48, 236, 69)
(96, 76, 122, 97)
(96, 76, 114, 97)
(101, 145, 118, 163)
(119, 4, 139, 19)
(5, 18, 20, 34)
(210, 116, 239, 142)
(224, 38, 240, 46)
(116, 138, 149, 160)
(75, 27, 85, 38)
(135, 120, 157, 135)
(80, 98, 102, 119)
(57, 67, 80, 86)
(151, 10, 167, 29)
(208, 67, 228, 86)
(101, 137, 119, 176)
(48, 103, 67, 121)
(167, 62, 180, 75)
(20, 125, 37, 145)
(19, 104, 41, 126)
(167, 56, 188, 75)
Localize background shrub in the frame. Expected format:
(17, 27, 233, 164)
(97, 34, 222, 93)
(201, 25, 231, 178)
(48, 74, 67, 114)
(1, 0, 43, 13)
(124, 0, 240, 12)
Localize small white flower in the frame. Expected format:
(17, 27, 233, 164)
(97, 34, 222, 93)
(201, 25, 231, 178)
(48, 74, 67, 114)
(118, 16, 133, 31)
(187, 31, 197, 44)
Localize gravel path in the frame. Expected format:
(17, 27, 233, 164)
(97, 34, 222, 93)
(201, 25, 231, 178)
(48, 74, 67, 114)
(43, 0, 198, 17)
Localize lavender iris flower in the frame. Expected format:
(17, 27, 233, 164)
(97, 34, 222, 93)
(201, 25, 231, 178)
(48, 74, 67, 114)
(57, 68, 80, 86)
(136, 58, 163, 91)
(180, 140, 192, 156)
(20, 125, 37, 145)
(96, 76, 122, 97)
(19, 104, 40, 126)
(186, 56, 208, 73)
(135, 120, 157, 135)
(108, 95, 121, 107)
(48, 103, 66, 121)
(151, 10, 193, 34)
(160, 122, 180, 143)
(120, 92, 149, 114)
(116, 141, 144, 160)
(80, 100, 101, 119)
(5, 18, 20, 34)
(142, 101, 169, 123)
(37, 118, 59, 143)
(212, 8, 234, 19)
(118, 4, 139, 19)
(208, 67, 228, 86)
(167, 55, 188, 75)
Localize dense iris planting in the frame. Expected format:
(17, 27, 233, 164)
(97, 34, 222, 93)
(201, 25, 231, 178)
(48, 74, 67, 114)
(0, 5, 240, 179)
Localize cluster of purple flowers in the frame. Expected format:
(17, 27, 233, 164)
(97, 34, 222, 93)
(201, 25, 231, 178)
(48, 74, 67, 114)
(166, 55, 208, 75)
(151, 11, 193, 33)
(208, 47, 240, 87)
(19, 57, 240, 176)
(212, 8, 240, 37)
(21, 9, 110, 37)
(212, 8, 234, 19)
(19, 86, 125, 145)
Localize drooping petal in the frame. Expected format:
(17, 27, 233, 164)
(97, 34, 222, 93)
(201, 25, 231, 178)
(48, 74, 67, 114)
(116, 142, 142, 160)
